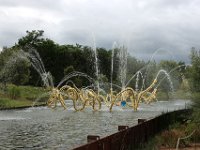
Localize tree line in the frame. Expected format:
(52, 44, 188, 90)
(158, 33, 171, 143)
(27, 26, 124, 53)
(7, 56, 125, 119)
(0, 30, 200, 94)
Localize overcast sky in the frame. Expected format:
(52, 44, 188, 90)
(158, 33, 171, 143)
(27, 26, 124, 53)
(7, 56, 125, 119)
(1, 0, 200, 63)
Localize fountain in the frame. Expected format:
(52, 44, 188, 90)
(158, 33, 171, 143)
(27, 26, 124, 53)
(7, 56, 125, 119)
(110, 42, 117, 93)
(0, 41, 192, 150)
(92, 37, 100, 95)
(0, 44, 176, 112)
(43, 44, 175, 112)
(118, 45, 128, 90)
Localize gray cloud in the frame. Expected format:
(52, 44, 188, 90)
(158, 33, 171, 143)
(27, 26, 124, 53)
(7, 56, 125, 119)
(0, 0, 200, 63)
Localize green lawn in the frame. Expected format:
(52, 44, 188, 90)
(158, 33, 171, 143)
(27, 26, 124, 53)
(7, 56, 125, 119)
(0, 84, 48, 109)
(0, 98, 34, 109)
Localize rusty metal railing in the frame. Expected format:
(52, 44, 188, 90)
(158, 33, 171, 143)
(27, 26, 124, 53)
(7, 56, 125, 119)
(73, 109, 191, 150)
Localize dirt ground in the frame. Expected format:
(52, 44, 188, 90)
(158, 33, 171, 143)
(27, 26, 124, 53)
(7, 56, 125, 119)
(160, 143, 200, 150)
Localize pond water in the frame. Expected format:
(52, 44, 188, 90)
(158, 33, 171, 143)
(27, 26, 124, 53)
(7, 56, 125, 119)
(0, 99, 191, 150)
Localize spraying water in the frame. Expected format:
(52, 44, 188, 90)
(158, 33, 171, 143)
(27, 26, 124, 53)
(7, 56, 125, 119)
(144, 48, 175, 81)
(155, 65, 186, 91)
(118, 45, 128, 90)
(92, 37, 100, 95)
(0, 49, 53, 88)
(57, 71, 95, 88)
(24, 48, 54, 88)
(0, 51, 27, 84)
(155, 69, 174, 92)
(126, 48, 178, 91)
(110, 42, 117, 91)
(149, 48, 175, 62)
(135, 71, 144, 91)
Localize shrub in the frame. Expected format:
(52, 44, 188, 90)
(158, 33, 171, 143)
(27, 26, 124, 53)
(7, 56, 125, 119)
(159, 129, 185, 148)
(8, 85, 21, 99)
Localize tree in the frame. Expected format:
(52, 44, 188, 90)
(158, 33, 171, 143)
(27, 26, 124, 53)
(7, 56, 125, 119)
(0, 48, 30, 86)
(97, 48, 111, 80)
(143, 60, 157, 89)
(9, 59, 30, 85)
(82, 46, 96, 78)
(126, 55, 147, 88)
(16, 30, 57, 86)
(64, 65, 75, 76)
(17, 30, 44, 48)
(189, 47, 200, 92)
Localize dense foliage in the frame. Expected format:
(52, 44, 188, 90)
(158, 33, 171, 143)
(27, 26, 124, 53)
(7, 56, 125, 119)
(0, 30, 196, 94)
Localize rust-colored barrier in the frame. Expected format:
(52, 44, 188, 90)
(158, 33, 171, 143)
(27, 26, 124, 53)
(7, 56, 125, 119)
(87, 135, 100, 143)
(118, 125, 129, 131)
(73, 109, 191, 150)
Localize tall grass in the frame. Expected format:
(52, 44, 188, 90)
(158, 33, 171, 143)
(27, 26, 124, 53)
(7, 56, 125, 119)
(0, 84, 48, 109)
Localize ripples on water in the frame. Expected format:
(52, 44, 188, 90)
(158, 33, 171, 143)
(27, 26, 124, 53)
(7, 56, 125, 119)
(0, 100, 191, 150)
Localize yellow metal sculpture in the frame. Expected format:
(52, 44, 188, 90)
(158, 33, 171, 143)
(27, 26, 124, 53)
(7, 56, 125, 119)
(47, 85, 102, 111)
(141, 88, 157, 104)
(108, 79, 157, 111)
(47, 79, 157, 111)
(47, 88, 67, 109)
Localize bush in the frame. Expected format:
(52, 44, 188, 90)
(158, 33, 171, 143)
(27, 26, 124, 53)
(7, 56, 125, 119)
(162, 129, 183, 147)
(8, 85, 21, 99)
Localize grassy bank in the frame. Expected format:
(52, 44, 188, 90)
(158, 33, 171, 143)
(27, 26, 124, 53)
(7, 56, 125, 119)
(0, 84, 48, 109)
(142, 93, 200, 150)
(143, 121, 200, 150)
(157, 89, 191, 100)
(0, 85, 193, 109)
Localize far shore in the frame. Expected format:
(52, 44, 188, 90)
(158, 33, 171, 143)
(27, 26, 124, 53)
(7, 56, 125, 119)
(0, 103, 46, 111)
